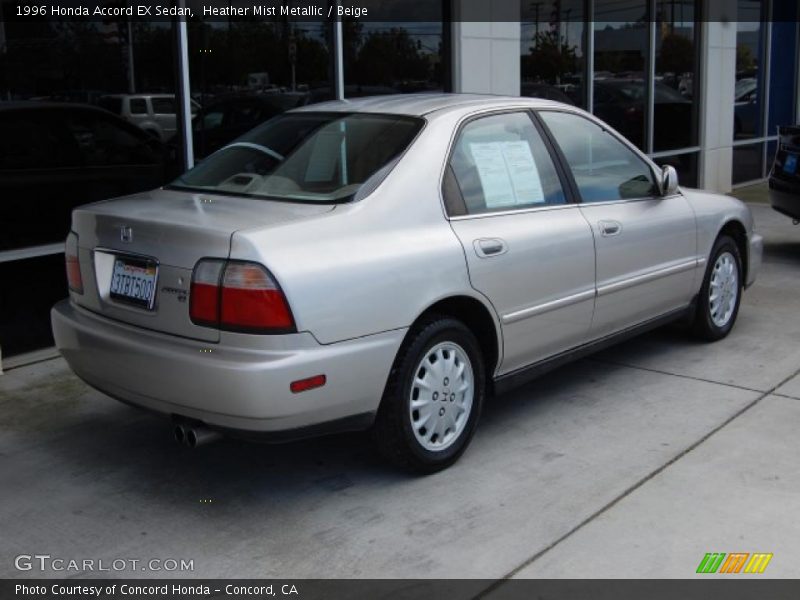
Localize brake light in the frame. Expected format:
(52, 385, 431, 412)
(189, 259, 224, 326)
(65, 232, 83, 294)
(190, 259, 295, 333)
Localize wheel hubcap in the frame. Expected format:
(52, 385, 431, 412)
(709, 251, 739, 328)
(409, 342, 474, 452)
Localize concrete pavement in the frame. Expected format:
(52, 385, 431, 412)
(1, 201, 798, 580)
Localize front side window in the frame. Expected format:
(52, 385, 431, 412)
(539, 111, 658, 202)
(446, 111, 566, 215)
(172, 112, 422, 203)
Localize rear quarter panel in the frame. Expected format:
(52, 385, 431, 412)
(229, 113, 492, 345)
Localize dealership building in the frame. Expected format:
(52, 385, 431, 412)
(0, 0, 798, 366)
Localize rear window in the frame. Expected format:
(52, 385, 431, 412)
(170, 112, 423, 203)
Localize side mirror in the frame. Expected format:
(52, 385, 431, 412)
(661, 165, 679, 196)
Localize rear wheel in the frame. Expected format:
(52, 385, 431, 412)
(691, 235, 743, 341)
(372, 317, 485, 473)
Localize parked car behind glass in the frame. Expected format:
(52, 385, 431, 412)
(52, 95, 762, 472)
(189, 92, 310, 159)
(98, 94, 199, 142)
(0, 102, 173, 356)
(768, 124, 800, 221)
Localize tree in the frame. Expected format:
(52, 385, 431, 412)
(657, 33, 694, 75)
(522, 30, 578, 83)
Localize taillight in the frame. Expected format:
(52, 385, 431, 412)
(190, 259, 224, 326)
(190, 259, 295, 334)
(65, 232, 83, 294)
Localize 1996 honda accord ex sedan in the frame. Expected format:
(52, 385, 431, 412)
(52, 94, 763, 472)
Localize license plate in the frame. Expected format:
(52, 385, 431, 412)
(783, 153, 797, 174)
(110, 256, 158, 310)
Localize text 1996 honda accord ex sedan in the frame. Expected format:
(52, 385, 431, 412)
(52, 94, 763, 472)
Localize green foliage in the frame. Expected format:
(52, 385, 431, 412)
(522, 30, 578, 82)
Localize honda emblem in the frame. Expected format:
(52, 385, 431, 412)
(120, 226, 133, 243)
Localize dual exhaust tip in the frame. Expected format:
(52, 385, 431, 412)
(174, 423, 221, 448)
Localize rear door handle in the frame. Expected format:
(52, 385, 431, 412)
(474, 238, 508, 258)
(598, 220, 622, 237)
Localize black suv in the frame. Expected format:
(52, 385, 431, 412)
(769, 125, 800, 222)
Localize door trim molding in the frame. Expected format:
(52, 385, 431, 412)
(596, 258, 701, 297)
(501, 288, 595, 324)
(494, 305, 692, 395)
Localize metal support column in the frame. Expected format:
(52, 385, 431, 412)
(333, 2, 345, 101)
(175, 1, 194, 170)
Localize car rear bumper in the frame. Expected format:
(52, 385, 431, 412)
(51, 300, 405, 435)
(747, 233, 763, 289)
(769, 181, 800, 221)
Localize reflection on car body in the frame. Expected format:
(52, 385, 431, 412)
(52, 94, 762, 472)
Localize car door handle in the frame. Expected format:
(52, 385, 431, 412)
(474, 238, 508, 258)
(598, 220, 623, 237)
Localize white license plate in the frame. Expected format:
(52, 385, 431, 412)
(109, 257, 158, 310)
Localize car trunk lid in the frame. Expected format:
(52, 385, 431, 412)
(70, 188, 334, 342)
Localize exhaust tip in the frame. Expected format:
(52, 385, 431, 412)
(174, 425, 186, 445)
(187, 428, 199, 449)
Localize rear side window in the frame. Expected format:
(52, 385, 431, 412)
(151, 97, 175, 114)
(446, 111, 566, 215)
(539, 111, 658, 202)
(172, 112, 423, 203)
(129, 98, 147, 115)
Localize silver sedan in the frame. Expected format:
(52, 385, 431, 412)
(52, 94, 763, 472)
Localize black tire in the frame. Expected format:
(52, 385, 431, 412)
(691, 235, 743, 341)
(372, 316, 486, 474)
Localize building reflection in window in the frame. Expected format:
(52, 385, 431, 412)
(593, 1, 648, 150)
(520, 0, 587, 108)
(654, 0, 698, 152)
(187, 18, 333, 159)
(343, 21, 446, 97)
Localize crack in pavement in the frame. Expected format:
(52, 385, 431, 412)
(587, 356, 769, 394)
(475, 362, 800, 597)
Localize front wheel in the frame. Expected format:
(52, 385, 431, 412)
(372, 317, 485, 473)
(691, 235, 743, 341)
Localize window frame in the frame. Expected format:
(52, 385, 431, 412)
(441, 108, 579, 220)
(535, 107, 673, 206)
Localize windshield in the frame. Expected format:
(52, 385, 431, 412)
(171, 112, 423, 203)
(735, 78, 757, 101)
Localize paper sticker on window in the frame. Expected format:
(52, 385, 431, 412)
(469, 141, 545, 208)
(501, 141, 545, 204)
(469, 142, 516, 207)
